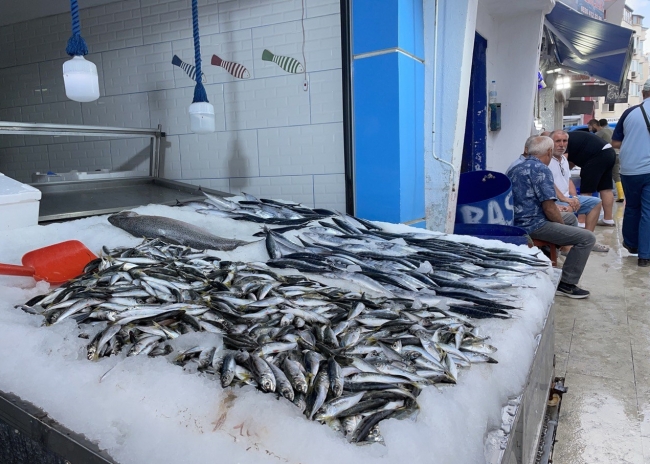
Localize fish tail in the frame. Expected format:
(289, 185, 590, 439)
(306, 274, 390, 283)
(262, 49, 274, 62)
(211, 54, 222, 66)
(171, 55, 182, 67)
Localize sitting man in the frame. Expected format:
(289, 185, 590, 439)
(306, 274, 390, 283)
(508, 135, 578, 227)
(505, 135, 537, 175)
(508, 136, 596, 298)
(551, 130, 616, 226)
(548, 139, 609, 252)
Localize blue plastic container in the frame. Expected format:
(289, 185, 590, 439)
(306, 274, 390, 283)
(453, 223, 529, 245)
(455, 170, 514, 225)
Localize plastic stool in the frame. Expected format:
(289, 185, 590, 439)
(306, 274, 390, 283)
(531, 239, 558, 267)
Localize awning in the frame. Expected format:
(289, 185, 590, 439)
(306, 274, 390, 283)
(544, 2, 634, 87)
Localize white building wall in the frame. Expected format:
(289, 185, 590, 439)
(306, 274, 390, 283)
(0, 0, 345, 211)
(476, 3, 550, 174)
(595, 13, 648, 123)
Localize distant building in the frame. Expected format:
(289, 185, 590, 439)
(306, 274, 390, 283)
(594, 5, 649, 122)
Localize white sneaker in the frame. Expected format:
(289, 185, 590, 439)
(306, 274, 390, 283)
(577, 222, 585, 228)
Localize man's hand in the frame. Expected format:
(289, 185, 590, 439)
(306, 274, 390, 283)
(567, 197, 580, 211)
(557, 205, 571, 212)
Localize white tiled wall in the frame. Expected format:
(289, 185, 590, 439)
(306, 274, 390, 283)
(0, 0, 344, 211)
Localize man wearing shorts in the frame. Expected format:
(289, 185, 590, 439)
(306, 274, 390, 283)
(548, 146, 608, 252)
(550, 130, 616, 226)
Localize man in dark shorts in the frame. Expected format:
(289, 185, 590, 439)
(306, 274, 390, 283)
(550, 130, 616, 226)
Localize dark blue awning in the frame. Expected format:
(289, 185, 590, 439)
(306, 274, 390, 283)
(545, 2, 634, 87)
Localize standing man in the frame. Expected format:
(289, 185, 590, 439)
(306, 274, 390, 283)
(508, 136, 596, 298)
(595, 118, 624, 202)
(596, 119, 613, 142)
(611, 78, 650, 267)
(550, 130, 616, 226)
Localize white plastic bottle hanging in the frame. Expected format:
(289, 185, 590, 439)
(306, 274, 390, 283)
(63, 0, 100, 102)
(489, 80, 497, 104)
(189, 102, 215, 133)
(63, 56, 100, 102)
(188, 0, 215, 134)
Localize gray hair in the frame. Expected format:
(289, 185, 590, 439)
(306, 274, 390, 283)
(549, 129, 568, 139)
(524, 136, 537, 154)
(527, 136, 554, 157)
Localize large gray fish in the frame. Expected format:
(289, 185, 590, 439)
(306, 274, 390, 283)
(107, 211, 250, 251)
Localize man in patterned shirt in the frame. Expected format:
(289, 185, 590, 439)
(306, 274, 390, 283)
(508, 136, 596, 298)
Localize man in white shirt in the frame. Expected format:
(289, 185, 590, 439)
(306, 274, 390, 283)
(548, 135, 608, 252)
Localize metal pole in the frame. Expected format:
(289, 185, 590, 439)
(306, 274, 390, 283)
(340, 0, 355, 215)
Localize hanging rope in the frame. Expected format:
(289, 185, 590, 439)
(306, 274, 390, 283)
(65, 0, 89, 56)
(191, 0, 209, 103)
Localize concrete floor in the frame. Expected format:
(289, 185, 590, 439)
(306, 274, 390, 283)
(553, 203, 650, 463)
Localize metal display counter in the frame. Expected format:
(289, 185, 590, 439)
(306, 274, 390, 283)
(486, 269, 561, 464)
(0, 390, 115, 464)
(0, 121, 230, 222)
(35, 177, 216, 222)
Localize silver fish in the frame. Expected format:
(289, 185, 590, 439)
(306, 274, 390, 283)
(108, 211, 249, 251)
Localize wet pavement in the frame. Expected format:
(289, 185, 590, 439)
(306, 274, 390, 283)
(553, 203, 650, 463)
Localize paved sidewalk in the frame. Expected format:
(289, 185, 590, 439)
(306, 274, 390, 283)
(553, 204, 650, 463)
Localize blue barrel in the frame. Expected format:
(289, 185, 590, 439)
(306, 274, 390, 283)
(453, 224, 529, 245)
(455, 170, 513, 225)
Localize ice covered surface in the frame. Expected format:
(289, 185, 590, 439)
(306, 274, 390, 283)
(0, 202, 556, 464)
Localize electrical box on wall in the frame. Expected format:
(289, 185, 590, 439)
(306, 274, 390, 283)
(489, 103, 501, 131)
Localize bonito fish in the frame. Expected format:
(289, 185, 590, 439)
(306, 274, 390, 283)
(108, 211, 249, 251)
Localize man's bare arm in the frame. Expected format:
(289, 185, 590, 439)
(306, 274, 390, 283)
(569, 179, 578, 197)
(542, 200, 564, 224)
(612, 140, 622, 149)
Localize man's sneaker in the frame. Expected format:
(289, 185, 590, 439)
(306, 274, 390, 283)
(639, 259, 650, 267)
(556, 282, 590, 299)
(623, 242, 639, 255)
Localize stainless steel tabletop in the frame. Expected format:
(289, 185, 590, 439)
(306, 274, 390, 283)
(33, 177, 229, 222)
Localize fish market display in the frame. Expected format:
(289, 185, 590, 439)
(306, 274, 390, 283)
(181, 191, 337, 226)
(17, 218, 549, 445)
(107, 211, 250, 251)
(260, 215, 548, 313)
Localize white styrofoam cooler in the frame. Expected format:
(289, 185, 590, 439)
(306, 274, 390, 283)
(0, 173, 41, 230)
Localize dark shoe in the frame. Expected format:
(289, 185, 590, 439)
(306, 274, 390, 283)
(556, 282, 590, 299)
(623, 242, 639, 254)
(639, 259, 650, 267)
(616, 198, 625, 203)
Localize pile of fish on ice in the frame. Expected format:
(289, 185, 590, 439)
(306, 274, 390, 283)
(16, 192, 550, 445)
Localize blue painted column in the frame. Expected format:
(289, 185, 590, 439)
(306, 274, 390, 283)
(352, 0, 425, 226)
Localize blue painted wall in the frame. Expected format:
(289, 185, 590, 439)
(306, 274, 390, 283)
(352, 0, 425, 223)
(461, 32, 488, 173)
